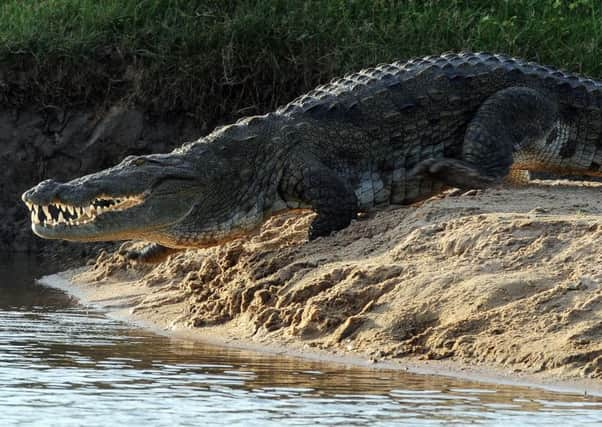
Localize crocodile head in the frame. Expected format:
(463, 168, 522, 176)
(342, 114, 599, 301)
(21, 138, 268, 248)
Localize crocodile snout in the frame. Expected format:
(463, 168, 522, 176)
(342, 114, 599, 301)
(22, 179, 61, 205)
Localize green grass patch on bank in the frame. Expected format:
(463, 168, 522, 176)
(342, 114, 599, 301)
(1, 0, 602, 126)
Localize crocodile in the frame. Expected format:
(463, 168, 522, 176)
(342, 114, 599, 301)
(22, 52, 602, 262)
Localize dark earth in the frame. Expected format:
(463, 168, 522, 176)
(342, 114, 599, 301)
(1, 105, 204, 259)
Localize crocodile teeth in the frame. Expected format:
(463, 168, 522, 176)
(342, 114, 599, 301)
(26, 193, 144, 228)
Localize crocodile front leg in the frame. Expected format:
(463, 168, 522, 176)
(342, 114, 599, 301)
(281, 154, 358, 240)
(412, 87, 558, 189)
(120, 243, 182, 263)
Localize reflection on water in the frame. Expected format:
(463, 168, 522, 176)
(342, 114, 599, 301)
(1, 254, 602, 426)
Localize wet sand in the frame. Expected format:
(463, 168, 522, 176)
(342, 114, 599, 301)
(41, 180, 602, 395)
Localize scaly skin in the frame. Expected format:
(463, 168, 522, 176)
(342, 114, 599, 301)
(22, 52, 602, 262)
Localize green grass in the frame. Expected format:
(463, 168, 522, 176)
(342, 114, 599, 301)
(1, 0, 602, 126)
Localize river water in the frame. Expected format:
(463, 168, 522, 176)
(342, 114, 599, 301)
(2, 254, 602, 426)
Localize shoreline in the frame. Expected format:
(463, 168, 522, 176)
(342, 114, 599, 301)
(36, 181, 602, 398)
(41, 265, 602, 398)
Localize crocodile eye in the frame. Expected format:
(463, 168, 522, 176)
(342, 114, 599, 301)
(134, 158, 146, 166)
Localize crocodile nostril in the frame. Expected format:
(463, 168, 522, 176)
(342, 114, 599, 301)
(37, 179, 59, 188)
(36, 179, 60, 193)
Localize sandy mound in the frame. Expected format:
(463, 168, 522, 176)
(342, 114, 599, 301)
(76, 180, 602, 380)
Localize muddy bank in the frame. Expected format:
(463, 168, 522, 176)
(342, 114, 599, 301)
(0, 106, 203, 255)
(64, 181, 602, 383)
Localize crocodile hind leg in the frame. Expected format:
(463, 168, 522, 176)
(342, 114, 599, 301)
(412, 87, 558, 189)
(120, 243, 182, 263)
(281, 155, 358, 240)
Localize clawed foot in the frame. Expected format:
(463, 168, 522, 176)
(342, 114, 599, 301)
(411, 158, 497, 189)
(308, 213, 354, 240)
(119, 243, 182, 264)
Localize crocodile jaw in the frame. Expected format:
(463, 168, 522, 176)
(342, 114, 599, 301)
(23, 193, 148, 241)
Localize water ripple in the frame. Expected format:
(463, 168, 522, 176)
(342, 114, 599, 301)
(1, 255, 602, 426)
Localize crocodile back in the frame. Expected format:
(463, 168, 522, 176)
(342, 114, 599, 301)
(273, 53, 602, 207)
(279, 52, 602, 116)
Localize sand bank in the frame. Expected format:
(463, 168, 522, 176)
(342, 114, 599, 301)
(42, 180, 602, 393)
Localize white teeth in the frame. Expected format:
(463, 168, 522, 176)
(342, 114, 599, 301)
(29, 195, 143, 228)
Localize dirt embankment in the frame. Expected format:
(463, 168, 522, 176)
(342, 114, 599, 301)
(73, 181, 602, 381)
(0, 106, 203, 255)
